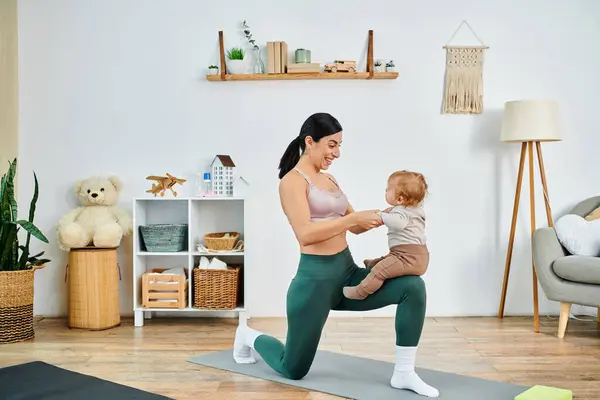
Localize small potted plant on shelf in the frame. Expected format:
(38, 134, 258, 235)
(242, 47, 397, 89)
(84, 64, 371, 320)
(374, 60, 385, 73)
(208, 65, 219, 75)
(226, 47, 247, 75)
(386, 60, 395, 72)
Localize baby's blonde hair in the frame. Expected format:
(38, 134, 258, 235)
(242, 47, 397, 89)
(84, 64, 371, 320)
(389, 170, 428, 207)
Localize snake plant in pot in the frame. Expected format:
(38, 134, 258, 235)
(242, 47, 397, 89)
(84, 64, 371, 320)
(0, 158, 50, 343)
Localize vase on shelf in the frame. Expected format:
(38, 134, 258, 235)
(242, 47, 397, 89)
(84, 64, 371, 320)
(252, 48, 266, 74)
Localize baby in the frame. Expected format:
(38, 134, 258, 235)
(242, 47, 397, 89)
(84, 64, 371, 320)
(343, 170, 429, 300)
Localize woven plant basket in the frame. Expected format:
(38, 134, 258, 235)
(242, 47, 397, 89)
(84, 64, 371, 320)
(203, 232, 239, 251)
(139, 224, 188, 252)
(0, 265, 44, 344)
(193, 265, 240, 310)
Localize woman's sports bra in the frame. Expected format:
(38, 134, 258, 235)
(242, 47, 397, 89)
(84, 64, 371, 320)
(294, 167, 349, 221)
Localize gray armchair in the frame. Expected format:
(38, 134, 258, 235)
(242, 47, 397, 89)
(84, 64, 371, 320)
(533, 196, 600, 338)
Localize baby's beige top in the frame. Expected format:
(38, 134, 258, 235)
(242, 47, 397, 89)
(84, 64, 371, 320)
(377, 205, 426, 247)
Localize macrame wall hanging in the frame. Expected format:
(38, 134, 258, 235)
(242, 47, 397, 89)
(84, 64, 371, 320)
(442, 20, 488, 114)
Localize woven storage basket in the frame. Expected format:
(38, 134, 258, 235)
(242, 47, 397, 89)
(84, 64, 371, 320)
(0, 265, 44, 344)
(140, 224, 188, 252)
(193, 265, 241, 310)
(203, 232, 239, 251)
(67, 248, 120, 330)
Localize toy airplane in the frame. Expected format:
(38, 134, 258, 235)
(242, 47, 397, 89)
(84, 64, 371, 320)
(146, 173, 187, 197)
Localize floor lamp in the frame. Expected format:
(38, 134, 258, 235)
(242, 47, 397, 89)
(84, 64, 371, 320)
(497, 100, 562, 333)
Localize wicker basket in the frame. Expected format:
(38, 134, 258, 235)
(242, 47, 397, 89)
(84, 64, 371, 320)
(140, 224, 188, 252)
(193, 265, 241, 310)
(0, 265, 44, 344)
(67, 248, 120, 330)
(203, 232, 239, 251)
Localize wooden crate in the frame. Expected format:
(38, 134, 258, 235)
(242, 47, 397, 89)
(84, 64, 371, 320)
(142, 269, 187, 309)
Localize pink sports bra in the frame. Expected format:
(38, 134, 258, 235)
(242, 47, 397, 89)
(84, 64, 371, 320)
(295, 167, 349, 221)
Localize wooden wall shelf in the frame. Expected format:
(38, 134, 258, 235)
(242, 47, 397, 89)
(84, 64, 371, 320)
(206, 29, 397, 82)
(206, 72, 398, 81)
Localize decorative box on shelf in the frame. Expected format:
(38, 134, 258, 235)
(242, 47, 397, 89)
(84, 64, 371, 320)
(142, 268, 188, 309)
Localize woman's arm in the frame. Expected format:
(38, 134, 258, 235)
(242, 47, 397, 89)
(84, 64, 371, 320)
(279, 174, 376, 246)
(345, 203, 378, 235)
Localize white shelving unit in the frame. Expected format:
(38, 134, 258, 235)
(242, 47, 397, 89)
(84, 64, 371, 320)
(132, 196, 247, 327)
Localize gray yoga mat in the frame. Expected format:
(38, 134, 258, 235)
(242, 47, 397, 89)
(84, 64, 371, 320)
(188, 349, 530, 399)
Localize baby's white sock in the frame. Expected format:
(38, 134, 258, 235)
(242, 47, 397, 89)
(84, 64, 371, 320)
(233, 324, 262, 364)
(390, 346, 439, 398)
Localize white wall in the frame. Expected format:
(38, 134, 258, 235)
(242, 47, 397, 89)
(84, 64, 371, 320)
(17, 0, 600, 318)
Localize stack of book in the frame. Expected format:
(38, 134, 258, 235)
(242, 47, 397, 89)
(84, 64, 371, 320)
(266, 41, 288, 73)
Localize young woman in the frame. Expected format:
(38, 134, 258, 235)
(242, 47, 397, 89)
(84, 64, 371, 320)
(233, 113, 439, 397)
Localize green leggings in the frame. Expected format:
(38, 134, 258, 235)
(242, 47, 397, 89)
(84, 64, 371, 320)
(253, 247, 426, 380)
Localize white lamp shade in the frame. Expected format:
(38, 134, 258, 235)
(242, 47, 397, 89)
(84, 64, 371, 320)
(500, 100, 562, 142)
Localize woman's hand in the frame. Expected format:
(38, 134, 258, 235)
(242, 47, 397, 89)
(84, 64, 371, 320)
(352, 210, 383, 230)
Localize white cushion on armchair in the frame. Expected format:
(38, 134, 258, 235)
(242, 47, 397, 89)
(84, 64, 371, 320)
(555, 214, 600, 256)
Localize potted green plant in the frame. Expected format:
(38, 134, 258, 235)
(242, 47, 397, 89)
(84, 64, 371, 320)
(386, 60, 395, 72)
(226, 47, 247, 75)
(208, 65, 219, 75)
(0, 158, 50, 343)
(374, 60, 385, 73)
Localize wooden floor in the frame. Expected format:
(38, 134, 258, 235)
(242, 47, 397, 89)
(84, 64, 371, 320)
(0, 316, 598, 399)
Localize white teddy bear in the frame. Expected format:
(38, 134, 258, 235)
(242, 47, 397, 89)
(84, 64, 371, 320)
(57, 176, 133, 251)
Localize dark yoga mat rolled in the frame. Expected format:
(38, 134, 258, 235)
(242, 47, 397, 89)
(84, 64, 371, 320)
(0, 361, 173, 400)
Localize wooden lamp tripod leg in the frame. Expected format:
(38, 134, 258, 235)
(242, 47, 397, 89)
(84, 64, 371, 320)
(498, 142, 527, 318)
(528, 141, 540, 333)
(535, 141, 553, 227)
(534, 141, 553, 333)
(499, 141, 549, 333)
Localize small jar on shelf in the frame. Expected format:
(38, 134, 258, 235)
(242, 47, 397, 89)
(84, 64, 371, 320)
(195, 172, 214, 197)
